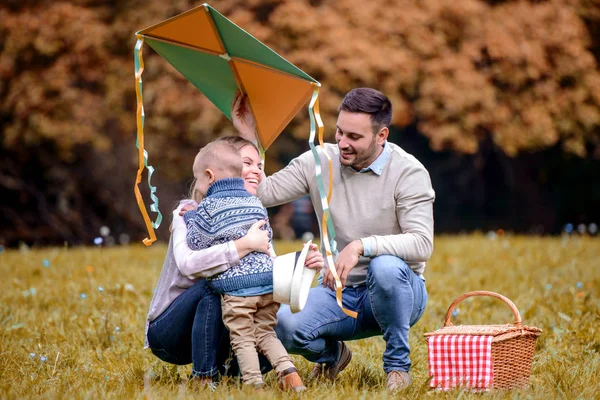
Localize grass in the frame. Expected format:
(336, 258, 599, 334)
(0, 235, 598, 399)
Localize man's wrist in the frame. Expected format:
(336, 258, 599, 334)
(355, 239, 365, 256)
(359, 237, 375, 257)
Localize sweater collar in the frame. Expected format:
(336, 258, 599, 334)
(356, 141, 391, 175)
(207, 177, 251, 197)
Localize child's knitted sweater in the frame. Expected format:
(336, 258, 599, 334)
(184, 177, 273, 295)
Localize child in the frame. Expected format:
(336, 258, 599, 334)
(183, 140, 305, 391)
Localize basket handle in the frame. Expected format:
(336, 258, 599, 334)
(444, 291, 522, 328)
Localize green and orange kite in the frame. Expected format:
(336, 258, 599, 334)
(133, 3, 356, 318)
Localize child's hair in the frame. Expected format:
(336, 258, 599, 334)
(193, 140, 242, 177)
(187, 140, 242, 203)
(187, 137, 259, 203)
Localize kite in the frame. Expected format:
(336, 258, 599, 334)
(133, 3, 356, 318)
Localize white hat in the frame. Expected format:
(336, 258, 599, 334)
(273, 240, 316, 313)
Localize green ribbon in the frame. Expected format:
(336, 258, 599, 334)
(307, 87, 337, 255)
(134, 38, 162, 230)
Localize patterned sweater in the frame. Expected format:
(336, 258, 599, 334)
(184, 177, 273, 295)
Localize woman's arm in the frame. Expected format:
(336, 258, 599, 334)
(172, 201, 238, 279)
(172, 201, 271, 279)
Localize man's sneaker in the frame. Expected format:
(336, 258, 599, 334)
(386, 370, 412, 392)
(278, 367, 306, 392)
(309, 341, 352, 381)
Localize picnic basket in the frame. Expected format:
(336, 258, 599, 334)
(424, 291, 542, 390)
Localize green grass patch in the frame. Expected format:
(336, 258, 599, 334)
(0, 235, 598, 399)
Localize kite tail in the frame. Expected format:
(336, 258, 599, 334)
(308, 84, 357, 319)
(134, 36, 163, 246)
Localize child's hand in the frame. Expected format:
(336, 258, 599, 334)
(304, 243, 325, 270)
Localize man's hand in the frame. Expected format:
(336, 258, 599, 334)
(323, 240, 363, 290)
(304, 243, 324, 270)
(231, 90, 257, 141)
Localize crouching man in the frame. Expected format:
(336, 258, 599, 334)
(234, 87, 435, 391)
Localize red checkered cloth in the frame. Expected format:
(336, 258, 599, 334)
(428, 334, 494, 390)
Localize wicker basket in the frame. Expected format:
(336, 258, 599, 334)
(424, 291, 542, 390)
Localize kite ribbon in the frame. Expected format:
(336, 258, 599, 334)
(308, 85, 357, 319)
(134, 36, 163, 246)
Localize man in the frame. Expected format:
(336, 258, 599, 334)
(233, 88, 434, 391)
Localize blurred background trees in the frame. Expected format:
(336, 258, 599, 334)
(1, 0, 599, 246)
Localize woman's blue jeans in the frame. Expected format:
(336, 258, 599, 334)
(147, 279, 226, 377)
(275, 255, 428, 373)
(147, 279, 271, 378)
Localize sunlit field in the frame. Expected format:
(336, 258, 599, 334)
(1, 235, 598, 399)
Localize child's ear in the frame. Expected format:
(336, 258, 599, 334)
(205, 168, 215, 184)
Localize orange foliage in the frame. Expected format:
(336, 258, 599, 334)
(1, 0, 599, 244)
(2, 0, 599, 164)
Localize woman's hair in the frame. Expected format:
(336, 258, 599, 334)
(186, 136, 259, 203)
(215, 135, 259, 152)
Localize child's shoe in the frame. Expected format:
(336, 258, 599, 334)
(278, 367, 306, 392)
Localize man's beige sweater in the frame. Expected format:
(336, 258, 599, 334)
(258, 142, 435, 286)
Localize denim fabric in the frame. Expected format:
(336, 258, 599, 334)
(147, 278, 272, 378)
(227, 284, 272, 297)
(147, 279, 225, 378)
(275, 255, 427, 373)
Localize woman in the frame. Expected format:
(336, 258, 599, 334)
(145, 136, 324, 387)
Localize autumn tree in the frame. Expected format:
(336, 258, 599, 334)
(1, 0, 599, 244)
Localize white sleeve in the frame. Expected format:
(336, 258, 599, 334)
(171, 200, 240, 279)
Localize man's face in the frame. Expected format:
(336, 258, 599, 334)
(335, 110, 386, 170)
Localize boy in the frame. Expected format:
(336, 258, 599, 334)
(184, 140, 305, 391)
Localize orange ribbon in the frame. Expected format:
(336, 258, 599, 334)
(308, 85, 357, 319)
(134, 36, 162, 246)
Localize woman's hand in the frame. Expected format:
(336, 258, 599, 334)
(178, 203, 196, 216)
(304, 243, 325, 270)
(234, 220, 270, 258)
(231, 90, 257, 142)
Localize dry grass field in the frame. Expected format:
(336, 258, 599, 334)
(1, 235, 598, 399)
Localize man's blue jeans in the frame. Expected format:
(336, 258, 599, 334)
(275, 255, 428, 373)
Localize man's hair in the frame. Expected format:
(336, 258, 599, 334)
(194, 140, 243, 178)
(338, 88, 392, 133)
